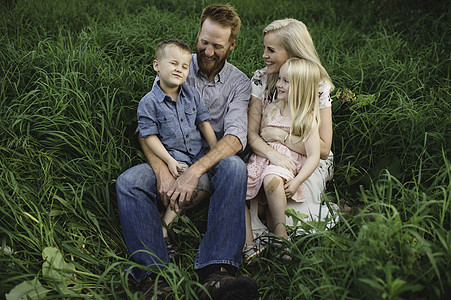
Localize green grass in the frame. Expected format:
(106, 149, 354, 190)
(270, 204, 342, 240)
(1, 0, 449, 299)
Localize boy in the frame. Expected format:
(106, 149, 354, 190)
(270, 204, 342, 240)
(137, 39, 217, 249)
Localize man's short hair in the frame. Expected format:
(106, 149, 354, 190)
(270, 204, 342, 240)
(200, 3, 241, 41)
(154, 39, 191, 60)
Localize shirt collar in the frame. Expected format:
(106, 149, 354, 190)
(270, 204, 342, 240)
(152, 78, 186, 102)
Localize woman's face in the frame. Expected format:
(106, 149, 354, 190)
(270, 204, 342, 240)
(262, 32, 291, 75)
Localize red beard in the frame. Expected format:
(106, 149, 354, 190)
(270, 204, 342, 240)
(196, 50, 228, 79)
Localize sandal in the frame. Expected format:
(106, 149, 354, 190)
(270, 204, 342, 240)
(243, 240, 266, 263)
(269, 237, 292, 261)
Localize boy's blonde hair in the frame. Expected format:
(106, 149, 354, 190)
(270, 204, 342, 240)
(200, 3, 241, 41)
(263, 18, 334, 96)
(287, 58, 320, 141)
(154, 39, 191, 61)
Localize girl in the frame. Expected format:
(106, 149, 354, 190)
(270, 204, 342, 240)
(244, 58, 321, 260)
(246, 19, 337, 247)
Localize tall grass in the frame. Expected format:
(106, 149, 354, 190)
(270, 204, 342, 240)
(1, 0, 449, 298)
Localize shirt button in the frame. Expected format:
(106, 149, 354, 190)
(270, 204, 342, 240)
(189, 148, 192, 151)
(186, 134, 189, 138)
(180, 118, 184, 122)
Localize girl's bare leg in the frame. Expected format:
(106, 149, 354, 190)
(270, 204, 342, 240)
(245, 203, 254, 244)
(263, 174, 288, 239)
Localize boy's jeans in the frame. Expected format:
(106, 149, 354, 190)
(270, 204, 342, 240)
(116, 156, 247, 281)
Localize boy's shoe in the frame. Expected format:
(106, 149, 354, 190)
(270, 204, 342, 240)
(135, 276, 173, 300)
(198, 267, 258, 300)
(164, 237, 179, 261)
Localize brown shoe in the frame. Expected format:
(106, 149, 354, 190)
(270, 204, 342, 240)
(135, 276, 173, 300)
(198, 267, 258, 300)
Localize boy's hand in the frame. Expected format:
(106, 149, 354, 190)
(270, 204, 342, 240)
(155, 167, 176, 208)
(167, 159, 183, 178)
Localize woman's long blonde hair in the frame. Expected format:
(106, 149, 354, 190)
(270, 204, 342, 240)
(286, 58, 321, 141)
(263, 18, 334, 96)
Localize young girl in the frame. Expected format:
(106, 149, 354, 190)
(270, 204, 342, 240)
(244, 57, 321, 260)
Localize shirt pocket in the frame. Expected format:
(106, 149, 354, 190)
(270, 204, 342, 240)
(184, 105, 197, 127)
(157, 114, 178, 139)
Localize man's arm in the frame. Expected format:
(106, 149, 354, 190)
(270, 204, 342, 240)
(259, 107, 333, 160)
(167, 134, 241, 210)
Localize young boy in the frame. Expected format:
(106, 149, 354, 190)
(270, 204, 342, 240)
(137, 39, 217, 251)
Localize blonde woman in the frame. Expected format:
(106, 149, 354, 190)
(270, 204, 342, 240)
(244, 19, 337, 259)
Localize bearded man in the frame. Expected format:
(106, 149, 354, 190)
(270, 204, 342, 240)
(116, 4, 258, 300)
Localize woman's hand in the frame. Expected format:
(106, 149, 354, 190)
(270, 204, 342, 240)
(260, 127, 287, 143)
(267, 150, 297, 174)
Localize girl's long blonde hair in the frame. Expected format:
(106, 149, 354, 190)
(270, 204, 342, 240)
(263, 18, 334, 96)
(287, 58, 321, 142)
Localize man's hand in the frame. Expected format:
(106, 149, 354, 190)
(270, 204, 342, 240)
(167, 167, 200, 212)
(155, 167, 176, 208)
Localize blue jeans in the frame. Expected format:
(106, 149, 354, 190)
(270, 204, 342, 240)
(116, 156, 247, 281)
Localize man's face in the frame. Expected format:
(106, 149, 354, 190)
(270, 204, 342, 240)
(196, 18, 235, 80)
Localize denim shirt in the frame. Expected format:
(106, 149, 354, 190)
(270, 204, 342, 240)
(137, 80, 211, 165)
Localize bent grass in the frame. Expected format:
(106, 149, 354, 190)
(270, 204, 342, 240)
(1, 0, 449, 299)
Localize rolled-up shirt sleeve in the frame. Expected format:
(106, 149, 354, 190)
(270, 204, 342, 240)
(223, 73, 251, 150)
(193, 89, 212, 125)
(137, 93, 159, 139)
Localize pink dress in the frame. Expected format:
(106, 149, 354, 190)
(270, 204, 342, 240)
(246, 109, 307, 202)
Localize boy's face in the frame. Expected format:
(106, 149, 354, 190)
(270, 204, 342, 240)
(153, 45, 191, 92)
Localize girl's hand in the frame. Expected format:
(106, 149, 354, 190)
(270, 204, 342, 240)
(167, 159, 183, 178)
(261, 127, 287, 143)
(267, 150, 297, 174)
(284, 178, 301, 199)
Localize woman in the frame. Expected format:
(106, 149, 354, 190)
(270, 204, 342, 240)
(246, 19, 337, 241)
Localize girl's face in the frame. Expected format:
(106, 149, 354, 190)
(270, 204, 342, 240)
(276, 62, 290, 102)
(262, 32, 291, 75)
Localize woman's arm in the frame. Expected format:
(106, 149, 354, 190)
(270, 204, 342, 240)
(248, 96, 296, 173)
(317, 107, 333, 159)
(260, 106, 333, 160)
(197, 121, 217, 149)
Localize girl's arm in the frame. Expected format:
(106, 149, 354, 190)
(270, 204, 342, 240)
(197, 121, 217, 149)
(284, 130, 321, 199)
(248, 96, 296, 173)
(144, 135, 182, 178)
(260, 106, 333, 160)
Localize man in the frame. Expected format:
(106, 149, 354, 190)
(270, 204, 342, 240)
(116, 4, 258, 299)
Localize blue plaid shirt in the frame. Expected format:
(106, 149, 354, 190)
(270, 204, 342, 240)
(137, 80, 211, 165)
